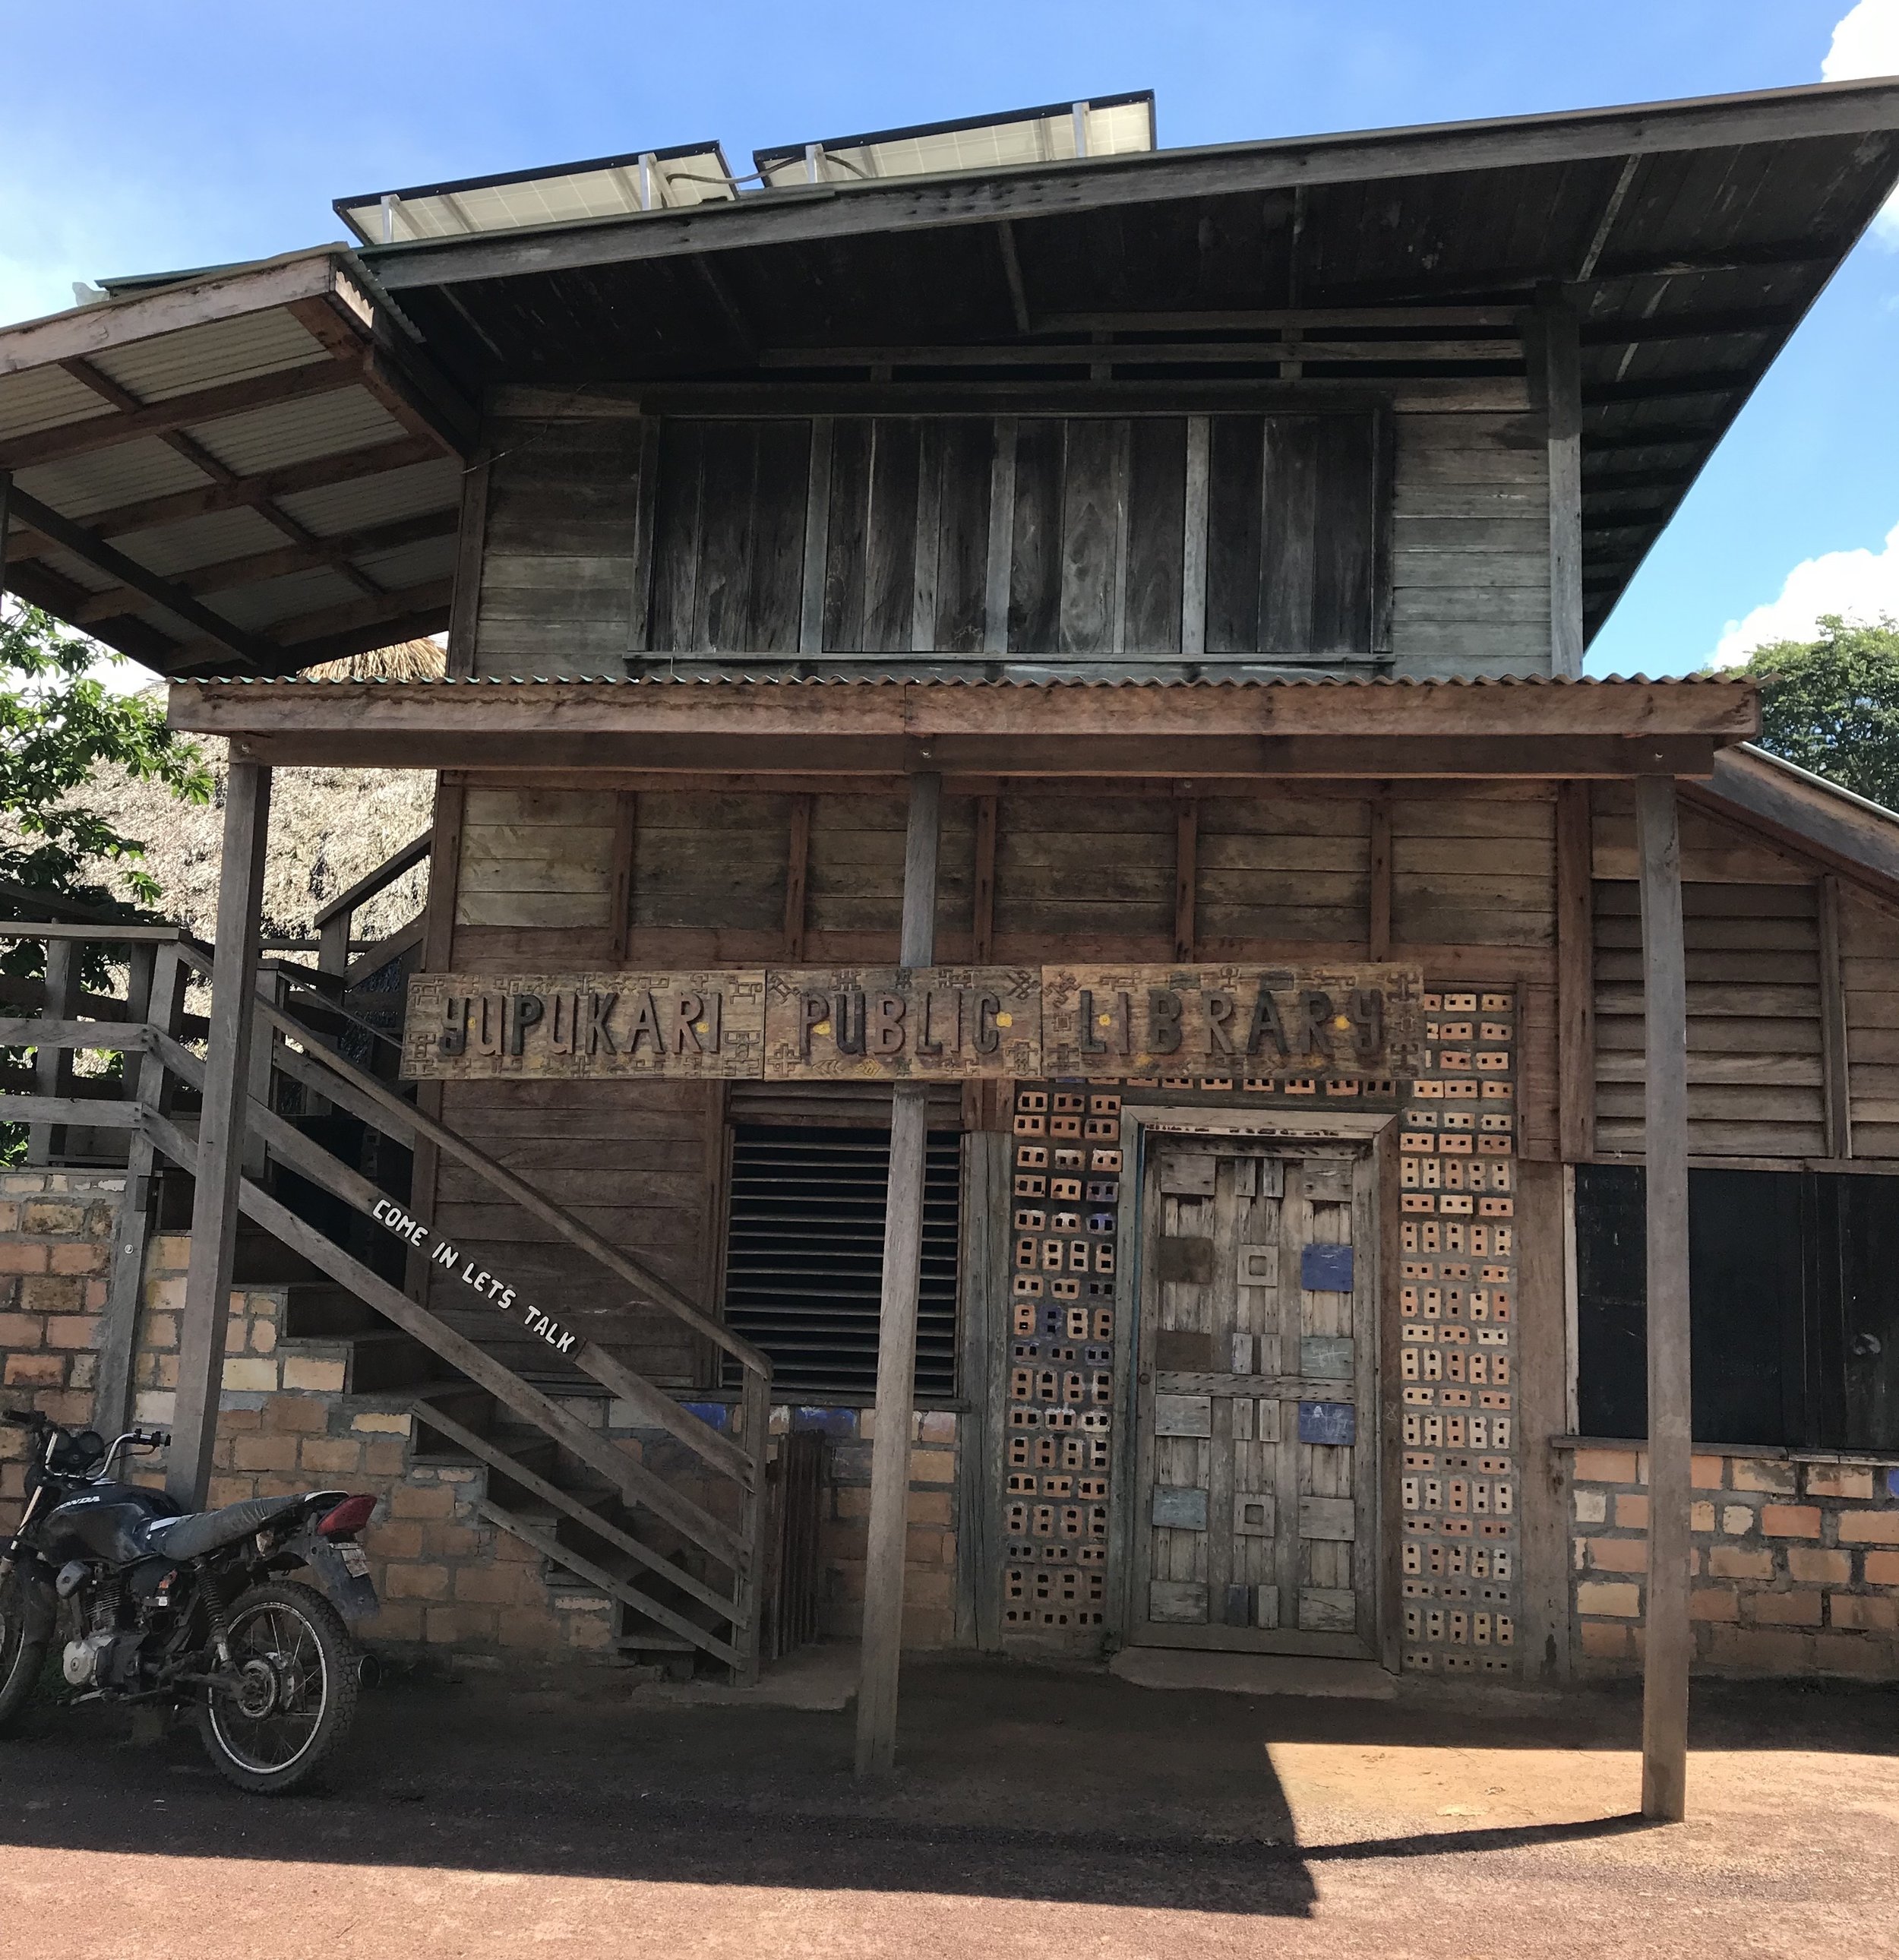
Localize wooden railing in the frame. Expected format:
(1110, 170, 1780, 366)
(0, 921, 773, 1679)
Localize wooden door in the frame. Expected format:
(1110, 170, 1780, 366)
(1130, 1140, 1378, 1656)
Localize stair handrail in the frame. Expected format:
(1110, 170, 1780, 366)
(311, 830, 431, 975)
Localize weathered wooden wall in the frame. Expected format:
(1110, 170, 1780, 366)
(466, 401, 1551, 679)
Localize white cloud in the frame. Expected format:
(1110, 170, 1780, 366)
(1825, 0, 1899, 242)
(1712, 520, 1899, 665)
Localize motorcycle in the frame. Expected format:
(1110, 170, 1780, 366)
(0, 1405, 380, 1793)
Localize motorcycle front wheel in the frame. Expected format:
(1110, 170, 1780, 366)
(0, 1570, 49, 1736)
(197, 1579, 360, 1794)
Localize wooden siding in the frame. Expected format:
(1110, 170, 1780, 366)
(1841, 888, 1899, 1161)
(472, 403, 1467, 676)
(1593, 881, 1827, 1159)
(456, 786, 618, 932)
(1391, 412, 1551, 677)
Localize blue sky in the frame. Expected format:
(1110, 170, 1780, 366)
(4, 0, 1897, 677)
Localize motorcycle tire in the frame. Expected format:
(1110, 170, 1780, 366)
(0, 1570, 49, 1737)
(196, 1579, 361, 1795)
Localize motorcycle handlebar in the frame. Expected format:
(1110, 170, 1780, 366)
(0, 1408, 44, 1429)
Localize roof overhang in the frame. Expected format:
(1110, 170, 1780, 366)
(354, 77, 1899, 648)
(166, 673, 1759, 778)
(0, 249, 476, 678)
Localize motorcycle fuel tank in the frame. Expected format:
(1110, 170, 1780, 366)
(39, 1481, 182, 1568)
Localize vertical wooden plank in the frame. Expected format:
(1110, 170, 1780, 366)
(169, 761, 272, 1510)
(1009, 419, 1062, 655)
(1058, 419, 1123, 657)
(27, 938, 76, 1165)
(1310, 414, 1376, 659)
(822, 418, 871, 651)
(912, 423, 941, 655)
(444, 445, 490, 677)
(242, 969, 285, 1182)
(626, 415, 662, 656)
(1261, 415, 1320, 658)
(744, 419, 810, 656)
(1109, 419, 1133, 656)
(856, 770, 941, 1776)
(1540, 289, 1585, 680)
(972, 794, 997, 963)
(608, 791, 637, 963)
(864, 419, 921, 654)
(1818, 873, 1852, 1160)
(1368, 791, 1392, 959)
(1205, 414, 1264, 656)
(1370, 405, 1395, 657)
(783, 795, 813, 959)
(1635, 773, 1692, 1822)
(1556, 781, 1596, 1161)
(1174, 800, 1198, 961)
(934, 419, 992, 655)
(1181, 416, 1210, 658)
(798, 417, 833, 656)
(694, 421, 760, 654)
(422, 776, 465, 975)
(646, 418, 704, 655)
(95, 944, 185, 1436)
(983, 418, 1016, 655)
(1124, 418, 1186, 656)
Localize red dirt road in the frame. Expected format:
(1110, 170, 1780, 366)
(2, 1658, 1896, 1958)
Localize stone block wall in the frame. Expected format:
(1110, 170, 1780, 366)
(1568, 1444, 1899, 1677)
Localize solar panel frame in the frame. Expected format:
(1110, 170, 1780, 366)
(333, 141, 737, 245)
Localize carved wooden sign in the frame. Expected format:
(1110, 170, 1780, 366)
(1041, 963, 1426, 1079)
(404, 964, 1423, 1081)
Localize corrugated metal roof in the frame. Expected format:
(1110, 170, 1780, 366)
(118, 506, 284, 578)
(185, 669, 1749, 690)
(0, 365, 114, 443)
(15, 438, 208, 516)
(88, 310, 328, 404)
(276, 456, 462, 534)
(189, 389, 403, 478)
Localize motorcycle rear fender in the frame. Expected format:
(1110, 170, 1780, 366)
(11, 1561, 57, 1642)
(283, 1528, 379, 1623)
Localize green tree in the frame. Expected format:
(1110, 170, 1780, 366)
(0, 603, 211, 928)
(1721, 615, 1899, 809)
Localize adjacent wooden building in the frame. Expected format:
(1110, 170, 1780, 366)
(6, 80, 1899, 1810)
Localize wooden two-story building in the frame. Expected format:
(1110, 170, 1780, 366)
(5, 81, 1899, 1812)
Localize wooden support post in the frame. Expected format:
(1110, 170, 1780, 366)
(169, 762, 272, 1509)
(783, 795, 812, 960)
(1556, 781, 1597, 1160)
(27, 937, 77, 1164)
(1635, 774, 1692, 1822)
(1367, 789, 1392, 960)
(95, 944, 185, 1435)
(1173, 798, 1198, 962)
(406, 777, 463, 1301)
(856, 769, 941, 1777)
(317, 909, 351, 977)
(242, 967, 285, 1181)
(1818, 874, 1852, 1160)
(1539, 289, 1585, 681)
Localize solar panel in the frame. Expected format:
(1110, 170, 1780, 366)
(752, 92, 1155, 189)
(333, 142, 737, 246)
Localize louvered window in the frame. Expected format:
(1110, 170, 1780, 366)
(722, 1124, 961, 1399)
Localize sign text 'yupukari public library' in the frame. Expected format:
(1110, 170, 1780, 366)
(403, 966, 1426, 1081)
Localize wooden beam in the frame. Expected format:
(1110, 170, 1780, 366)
(757, 338, 1525, 369)
(782, 794, 812, 959)
(0, 358, 366, 474)
(857, 769, 941, 1778)
(1698, 748, 1899, 899)
(996, 222, 1032, 334)
(367, 80, 1899, 292)
(312, 830, 432, 934)
(172, 579, 454, 673)
(983, 419, 1016, 656)
(1556, 781, 1596, 1160)
(1174, 798, 1199, 960)
(1818, 873, 1852, 1160)
(609, 791, 637, 963)
(1539, 289, 1585, 680)
(25, 940, 77, 1164)
(1367, 790, 1392, 959)
(1635, 773, 1692, 1824)
(168, 762, 271, 1508)
(1044, 306, 1519, 332)
(283, 294, 476, 457)
(972, 793, 997, 962)
(7, 486, 278, 669)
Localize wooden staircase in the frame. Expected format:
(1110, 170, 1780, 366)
(0, 915, 775, 1681)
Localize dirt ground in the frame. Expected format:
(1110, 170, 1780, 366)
(2, 1652, 1896, 1959)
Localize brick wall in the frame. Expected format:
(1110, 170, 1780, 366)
(1568, 1444, 1899, 1677)
(0, 1171, 121, 1522)
(2, 1187, 956, 1664)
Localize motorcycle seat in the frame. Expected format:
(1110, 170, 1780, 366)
(141, 1492, 316, 1563)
